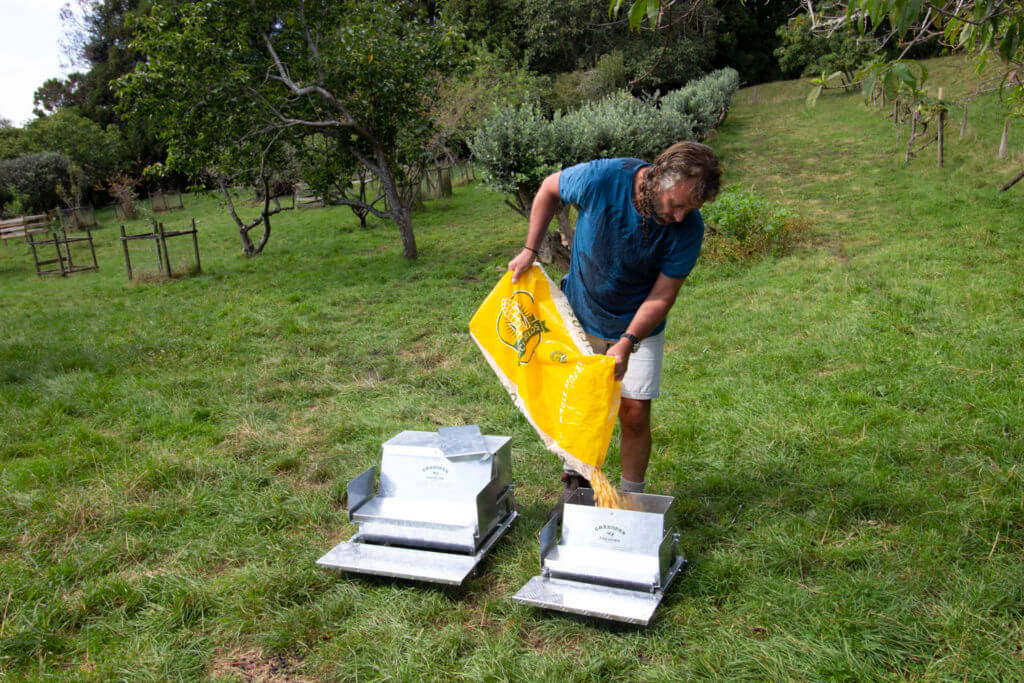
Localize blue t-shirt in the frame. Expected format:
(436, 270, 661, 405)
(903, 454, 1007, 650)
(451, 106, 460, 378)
(558, 157, 704, 340)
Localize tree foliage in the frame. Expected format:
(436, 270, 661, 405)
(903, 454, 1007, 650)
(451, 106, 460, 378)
(119, 0, 462, 258)
(35, 0, 165, 177)
(0, 153, 72, 216)
(802, 1, 1023, 185)
(447, 0, 772, 93)
(775, 12, 880, 87)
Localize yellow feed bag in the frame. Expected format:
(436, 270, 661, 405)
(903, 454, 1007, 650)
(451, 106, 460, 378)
(469, 265, 620, 478)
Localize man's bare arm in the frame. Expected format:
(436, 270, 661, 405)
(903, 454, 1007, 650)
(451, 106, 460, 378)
(508, 172, 561, 282)
(606, 273, 686, 380)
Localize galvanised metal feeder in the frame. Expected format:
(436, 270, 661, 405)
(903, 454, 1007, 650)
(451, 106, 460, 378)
(317, 426, 518, 585)
(513, 488, 685, 625)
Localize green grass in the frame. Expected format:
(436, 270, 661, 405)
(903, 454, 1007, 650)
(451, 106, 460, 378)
(2, 55, 1023, 679)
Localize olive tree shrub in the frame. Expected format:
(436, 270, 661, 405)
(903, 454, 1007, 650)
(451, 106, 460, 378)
(471, 68, 739, 263)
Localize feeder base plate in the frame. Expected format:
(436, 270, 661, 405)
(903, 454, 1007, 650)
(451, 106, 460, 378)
(317, 510, 517, 585)
(512, 555, 684, 625)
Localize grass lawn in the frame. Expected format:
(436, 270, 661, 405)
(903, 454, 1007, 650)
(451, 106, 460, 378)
(1, 55, 1022, 679)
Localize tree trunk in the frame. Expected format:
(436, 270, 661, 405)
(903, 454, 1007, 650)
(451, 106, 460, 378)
(439, 165, 453, 198)
(554, 202, 574, 248)
(239, 225, 256, 256)
(393, 205, 416, 259)
(999, 118, 1010, 159)
(905, 115, 917, 163)
(371, 145, 418, 259)
(253, 215, 271, 255)
(937, 88, 945, 168)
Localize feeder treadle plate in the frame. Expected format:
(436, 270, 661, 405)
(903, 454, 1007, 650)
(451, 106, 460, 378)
(513, 553, 684, 625)
(317, 508, 518, 585)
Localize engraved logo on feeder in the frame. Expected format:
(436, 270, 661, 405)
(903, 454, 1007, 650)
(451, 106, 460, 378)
(422, 464, 450, 481)
(595, 523, 627, 544)
(496, 291, 548, 364)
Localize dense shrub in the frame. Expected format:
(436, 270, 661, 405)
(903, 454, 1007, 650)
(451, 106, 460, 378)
(0, 153, 71, 215)
(660, 68, 741, 134)
(560, 90, 696, 162)
(700, 186, 801, 259)
(471, 68, 740, 218)
(469, 104, 571, 215)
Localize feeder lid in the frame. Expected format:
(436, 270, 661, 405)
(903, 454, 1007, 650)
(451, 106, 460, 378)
(438, 425, 490, 461)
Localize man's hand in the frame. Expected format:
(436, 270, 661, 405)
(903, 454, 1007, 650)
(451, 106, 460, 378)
(507, 248, 536, 283)
(606, 339, 632, 381)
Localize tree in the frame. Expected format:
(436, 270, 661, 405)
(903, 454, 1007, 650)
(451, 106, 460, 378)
(32, 73, 88, 116)
(0, 153, 72, 215)
(775, 11, 880, 88)
(21, 110, 124, 190)
(803, 1, 1024, 188)
(120, 1, 462, 258)
(446, 0, 726, 93)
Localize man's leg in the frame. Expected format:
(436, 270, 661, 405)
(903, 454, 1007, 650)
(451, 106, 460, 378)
(619, 397, 652, 483)
(586, 330, 664, 493)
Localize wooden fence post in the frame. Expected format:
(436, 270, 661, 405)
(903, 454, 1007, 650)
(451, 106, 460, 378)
(152, 222, 164, 276)
(937, 88, 945, 168)
(999, 117, 1010, 159)
(960, 100, 969, 139)
(158, 222, 172, 276)
(62, 228, 76, 272)
(191, 218, 202, 274)
(86, 228, 98, 271)
(439, 164, 452, 198)
(28, 231, 42, 277)
(120, 225, 133, 280)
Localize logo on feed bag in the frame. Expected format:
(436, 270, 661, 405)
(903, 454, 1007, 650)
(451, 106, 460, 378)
(595, 524, 627, 544)
(497, 291, 549, 364)
(422, 464, 450, 481)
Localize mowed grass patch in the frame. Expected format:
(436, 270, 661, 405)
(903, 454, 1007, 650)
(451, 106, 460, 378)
(2, 54, 1024, 678)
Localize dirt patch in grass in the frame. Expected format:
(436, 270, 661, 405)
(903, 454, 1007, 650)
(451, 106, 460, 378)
(397, 346, 457, 373)
(523, 628, 586, 655)
(210, 648, 312, 682)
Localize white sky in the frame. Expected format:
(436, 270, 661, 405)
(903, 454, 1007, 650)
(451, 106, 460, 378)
(0, 0, 75, 126)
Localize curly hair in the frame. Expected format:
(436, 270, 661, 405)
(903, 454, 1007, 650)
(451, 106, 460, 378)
(636, 142, 722, 217)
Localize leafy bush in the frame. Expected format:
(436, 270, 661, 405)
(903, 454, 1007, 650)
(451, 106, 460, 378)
(660, 67, 741, 136)
(471, 67, 739, 217)
(560, 90, 695, 162)
(469, 104, 571, 215)
(700, 186, 801, 259)
(0, 152, 71, 215)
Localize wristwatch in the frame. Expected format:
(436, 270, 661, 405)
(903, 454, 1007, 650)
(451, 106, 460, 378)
(621, 333, 640, 353)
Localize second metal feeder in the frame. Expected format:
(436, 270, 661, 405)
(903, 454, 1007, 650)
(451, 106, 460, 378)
(512, 488, 685, 625)
(317, 426, 518, 585)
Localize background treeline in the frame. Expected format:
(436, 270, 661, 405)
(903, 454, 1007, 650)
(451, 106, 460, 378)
(0, 0, 943, 224)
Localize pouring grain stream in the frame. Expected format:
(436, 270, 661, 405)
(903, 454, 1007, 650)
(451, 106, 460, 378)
(591, 469, 625, 509)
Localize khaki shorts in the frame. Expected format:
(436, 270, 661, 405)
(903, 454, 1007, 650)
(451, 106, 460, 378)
(586, 330, 665, 400)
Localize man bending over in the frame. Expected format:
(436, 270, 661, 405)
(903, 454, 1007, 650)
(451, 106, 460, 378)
(507, 141, 722, 499)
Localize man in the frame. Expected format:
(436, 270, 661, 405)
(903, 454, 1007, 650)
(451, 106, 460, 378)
(507, 141, 721, 497)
